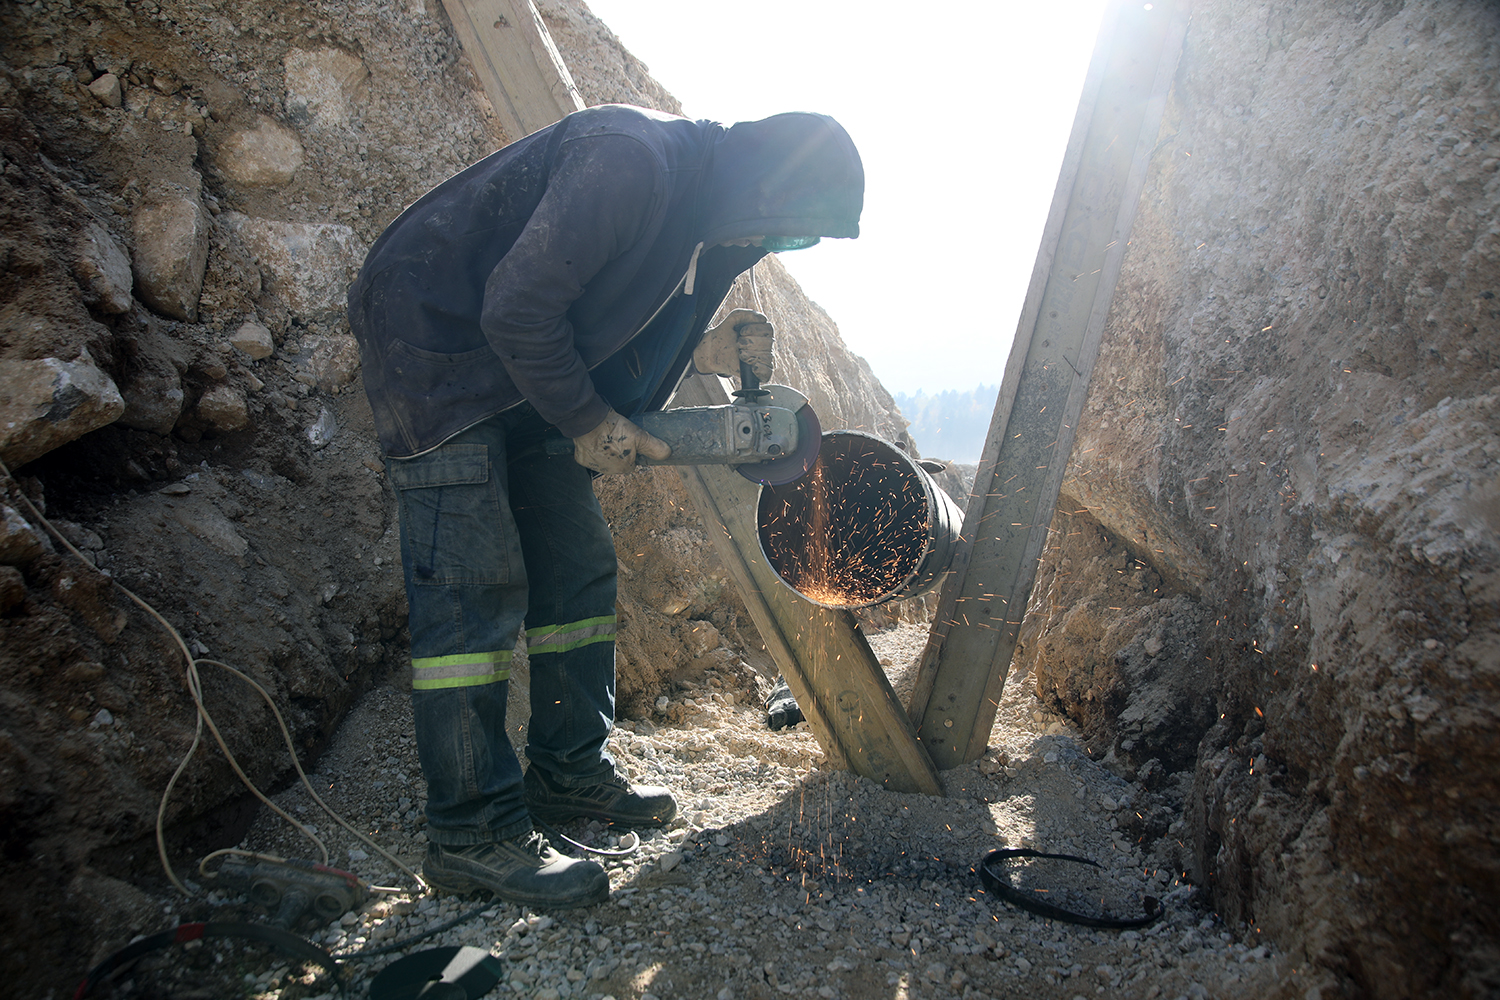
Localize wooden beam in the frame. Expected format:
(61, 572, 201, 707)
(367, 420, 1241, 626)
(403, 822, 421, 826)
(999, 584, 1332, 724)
(440, 0, 583, 140)
(907, 0, 1189, 769)
(673, 376, 942, 795)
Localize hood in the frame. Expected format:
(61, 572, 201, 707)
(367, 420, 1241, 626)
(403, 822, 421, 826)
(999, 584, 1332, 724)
(697, 112, 864, 247)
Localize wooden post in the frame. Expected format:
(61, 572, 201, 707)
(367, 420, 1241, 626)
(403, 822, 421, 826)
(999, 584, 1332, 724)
(673, 376, 942, 795)
(440, 0, 584, 139)
(907, 0, 1189, 769)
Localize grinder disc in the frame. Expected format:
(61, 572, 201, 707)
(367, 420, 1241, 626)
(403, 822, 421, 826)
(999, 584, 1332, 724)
(737, 402, 822, 486)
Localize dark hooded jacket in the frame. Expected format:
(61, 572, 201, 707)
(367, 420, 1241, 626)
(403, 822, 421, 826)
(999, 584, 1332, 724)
(348, 104, 864, 458)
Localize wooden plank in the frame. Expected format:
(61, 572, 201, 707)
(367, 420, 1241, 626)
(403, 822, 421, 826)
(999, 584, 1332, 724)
(673, 375, 942, 795)
(440, 0, 584, 140)
(907, 0, 1189, 769)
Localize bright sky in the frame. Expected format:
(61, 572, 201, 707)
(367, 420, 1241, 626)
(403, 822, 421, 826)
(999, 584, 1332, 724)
(582, 0, 1109, 396)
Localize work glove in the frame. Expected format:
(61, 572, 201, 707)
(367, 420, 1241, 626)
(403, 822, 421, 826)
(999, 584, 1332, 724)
(693, 308, 775, 383)
(572, 409, 671, 475)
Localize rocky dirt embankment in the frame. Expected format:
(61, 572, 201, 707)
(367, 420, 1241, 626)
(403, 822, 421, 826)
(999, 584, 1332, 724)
(0, 0, 910, 991)
(1014, 4, 1500, 997)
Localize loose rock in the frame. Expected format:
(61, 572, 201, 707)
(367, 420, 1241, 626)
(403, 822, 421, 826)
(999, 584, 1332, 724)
(221, 213, 367, 319)
(218, 116, 305, 188)
(230, 321, 275, 360)
(0, 354, 125, 467)
(74, 222, 134, 314)
(196, 385, 250, 432)
(132, 195, 210, 321)
(86, 72, 121, 107)
(284, 48, 369, 128)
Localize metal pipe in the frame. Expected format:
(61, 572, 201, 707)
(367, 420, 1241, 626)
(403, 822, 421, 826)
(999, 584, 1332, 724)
(756, 431, 962, 609)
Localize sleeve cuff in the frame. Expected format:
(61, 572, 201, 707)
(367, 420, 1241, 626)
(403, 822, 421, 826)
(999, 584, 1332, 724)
(554, 396, 612, 439)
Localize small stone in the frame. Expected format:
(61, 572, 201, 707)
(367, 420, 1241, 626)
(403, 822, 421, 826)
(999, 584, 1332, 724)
(87, 73, 122, 107)
(90, 708, 114, 727)
(307, 406, 338, 449)
(119, 360, 185, 436)
(1099, 795, 1118, 811)
(1015, 957, 1032, 972)
(0, 506, 50, 567)
(348, 848, 368, 862)
(660, 850, 684, 873)
(230, 321, 275, 360)
(197, 385, 250, 432)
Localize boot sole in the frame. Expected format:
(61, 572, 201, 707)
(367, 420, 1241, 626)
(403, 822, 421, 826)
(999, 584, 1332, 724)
(423, 867, 609, 909)
(526, 798, 677, 828)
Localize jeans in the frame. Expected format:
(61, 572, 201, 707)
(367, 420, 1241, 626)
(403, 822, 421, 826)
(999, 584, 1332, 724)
(388, 406, 618, 846)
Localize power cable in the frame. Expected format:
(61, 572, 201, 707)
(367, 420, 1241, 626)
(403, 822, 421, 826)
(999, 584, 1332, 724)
(0, 460, 427, 897)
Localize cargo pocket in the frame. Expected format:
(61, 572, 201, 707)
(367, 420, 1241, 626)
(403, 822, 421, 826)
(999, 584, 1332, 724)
(388, 444, 520, 586)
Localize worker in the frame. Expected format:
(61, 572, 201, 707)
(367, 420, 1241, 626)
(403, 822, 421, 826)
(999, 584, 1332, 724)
(348, 103, 863, 909)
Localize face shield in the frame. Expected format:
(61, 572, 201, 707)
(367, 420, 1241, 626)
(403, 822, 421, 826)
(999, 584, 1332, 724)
(760, 236, 821, 252)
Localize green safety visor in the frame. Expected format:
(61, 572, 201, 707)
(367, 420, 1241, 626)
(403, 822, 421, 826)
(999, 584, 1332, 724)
(761, 235, 821, 252)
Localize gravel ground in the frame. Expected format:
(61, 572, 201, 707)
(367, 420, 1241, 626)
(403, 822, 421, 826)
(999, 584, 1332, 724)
(146, 624, 1287, 1000)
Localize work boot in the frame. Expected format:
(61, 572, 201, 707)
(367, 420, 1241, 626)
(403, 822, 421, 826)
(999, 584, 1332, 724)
(524, 766, 677, 828)
(423, 831, 609, 909)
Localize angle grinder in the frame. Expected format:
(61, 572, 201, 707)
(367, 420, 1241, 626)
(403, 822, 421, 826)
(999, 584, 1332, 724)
(547, 364, 823, 486)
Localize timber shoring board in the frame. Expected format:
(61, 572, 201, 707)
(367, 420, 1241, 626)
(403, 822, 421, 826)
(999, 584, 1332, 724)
(440, 0, 583, 141)
(673, 376, 942, 796)
(907, 0, 1189, 769)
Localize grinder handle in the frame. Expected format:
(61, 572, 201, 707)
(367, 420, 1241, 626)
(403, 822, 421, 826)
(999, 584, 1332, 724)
(736, 359, 768, 401)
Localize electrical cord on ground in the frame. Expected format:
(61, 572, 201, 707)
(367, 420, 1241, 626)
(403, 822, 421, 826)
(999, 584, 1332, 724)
(333, 902, 498, 961)
(0, 460, 427, 898)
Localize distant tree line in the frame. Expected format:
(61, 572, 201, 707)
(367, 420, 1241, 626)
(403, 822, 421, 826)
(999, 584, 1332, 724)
(892, 385, 998, 464)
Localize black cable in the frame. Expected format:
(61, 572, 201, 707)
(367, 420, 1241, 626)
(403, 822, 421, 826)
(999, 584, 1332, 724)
(334, 902, 497, 962)
(76, 921, 346, 996)
(978, 848, 1164, 929)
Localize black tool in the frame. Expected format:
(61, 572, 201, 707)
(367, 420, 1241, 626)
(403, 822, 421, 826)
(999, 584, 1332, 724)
(367, 946, 505, 1000)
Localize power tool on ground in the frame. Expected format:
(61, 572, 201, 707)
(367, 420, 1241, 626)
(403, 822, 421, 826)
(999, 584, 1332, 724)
(214, 855, 369, 928)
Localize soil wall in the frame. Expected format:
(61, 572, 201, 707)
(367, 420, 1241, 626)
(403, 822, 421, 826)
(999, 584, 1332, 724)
(1016, 3, 1500, 996)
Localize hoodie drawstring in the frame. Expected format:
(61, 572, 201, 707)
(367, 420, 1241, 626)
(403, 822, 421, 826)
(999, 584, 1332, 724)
(684, 241, 704, 296)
